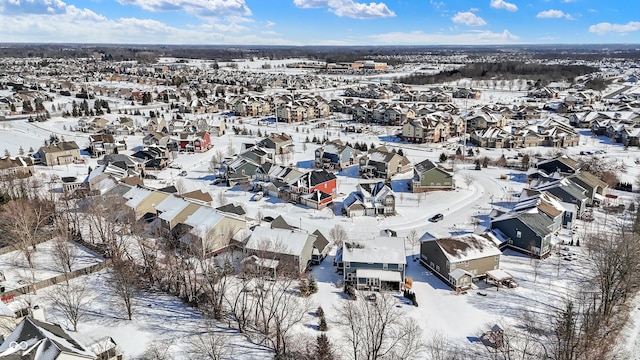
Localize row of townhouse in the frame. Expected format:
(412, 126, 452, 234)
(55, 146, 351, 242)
(470, 118, 580, 149)
(397, 88, 453, 103)
(401, 111, 464, 143)
(590, 118, 640, 146)
(570, 110, 640, 129)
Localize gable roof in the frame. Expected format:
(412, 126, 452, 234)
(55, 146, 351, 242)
(39, 141, 80, 154)
(0, 316, 96, 359)
(270, 215, 295, 230)
(312, 229, 330, 253)
(245, 226, 314, 257)
(215, 203, 246, 216)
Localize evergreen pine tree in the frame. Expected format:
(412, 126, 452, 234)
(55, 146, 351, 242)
(316, 306, 324, 318)
(439, 152, 448, 163)
(18, 146, 24, 156)
(308, 276, 318, 294)
(3, 149, 9, 157)
(316, 334, 334, 360)
(318, 316, 328, 331)
(223, 257, 235, 275)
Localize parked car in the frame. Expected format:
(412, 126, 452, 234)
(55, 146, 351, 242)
(178, 170, 188, 176)
(429, 213, 444, 222)
(168, 163, 182, 169)
(252, 192, 263, 201)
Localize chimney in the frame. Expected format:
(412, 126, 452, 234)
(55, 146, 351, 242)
(30, 305, 46, 322)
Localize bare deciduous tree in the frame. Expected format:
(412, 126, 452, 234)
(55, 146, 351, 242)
(46, 282, 91, 331)
(462, 172, 477, 189)
(216, 191, 229, 207)
(51, 233, 78, 281)
(329, 225, 348, 247)
(208, 149, 225, 173)
(587, 229, 640, 318)
(407, 229, 419, 258)
(0, 198, 55, 293)
(110, 259, 140, 320)
(137, 340, 174, 360)
(175, 178, 188, 194)
(186, 323, 232, 360)
(336, 291, 426, 360)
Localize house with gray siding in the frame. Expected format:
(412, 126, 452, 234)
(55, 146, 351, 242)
(530, 178, 589, 217)
(335, 236, 406, 292)
(314, 140, 357, 170)
(491, 212, 555, 258)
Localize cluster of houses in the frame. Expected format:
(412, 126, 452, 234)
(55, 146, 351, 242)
(568, 110, 640, 146)
(489, 155, 608, 259)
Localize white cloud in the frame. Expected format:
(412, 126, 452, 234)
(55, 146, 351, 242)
(490, 0, 517, 12)
(452, 11, 487, 27)
(116, 0, 252, 17)
(266, 20, 275, 27)
(369, 29, 519, 45)
(0, 0, 300, 44)
(536, 9, 574, 20)
(293, 0, 396, 19)
(0, 0, 70, 14)
(293, 0, 328, 8)
(589, 21, 640, 35)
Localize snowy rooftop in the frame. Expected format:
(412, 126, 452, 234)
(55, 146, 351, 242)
(342, 236, 406, 265)
(429, 233, 502, 263)
(245, 226, 313, 257)
(182, 206, 225, 239)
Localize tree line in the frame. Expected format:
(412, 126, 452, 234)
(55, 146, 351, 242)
(397, 62, 599, 87)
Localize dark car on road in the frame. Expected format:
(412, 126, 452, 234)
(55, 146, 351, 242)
(429, 213, 444, 222)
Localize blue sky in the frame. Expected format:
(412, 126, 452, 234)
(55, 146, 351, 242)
(0, 0, 639, 45)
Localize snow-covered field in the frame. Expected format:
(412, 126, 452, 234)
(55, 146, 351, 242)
(1, 101, 640, 358)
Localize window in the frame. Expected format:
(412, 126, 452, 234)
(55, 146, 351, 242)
(445, 261, 450, 268)
(345, 262, 350, 269)
(464, 261, 469, 267)
(494, 255, 499, 262)
(516, 230, 522, 238)
(383, 263, 388, 270)
(435, 265, 440, 272)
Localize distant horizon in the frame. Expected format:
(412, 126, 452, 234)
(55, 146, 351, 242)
(1, 0, 639, 46)
(1, 42, 640, 49)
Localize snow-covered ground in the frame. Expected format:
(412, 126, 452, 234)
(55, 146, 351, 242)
(0, 239, 104, 293)
(1, 103, 640, 357)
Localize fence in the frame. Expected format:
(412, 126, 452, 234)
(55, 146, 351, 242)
(0, 260, 109, 301)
